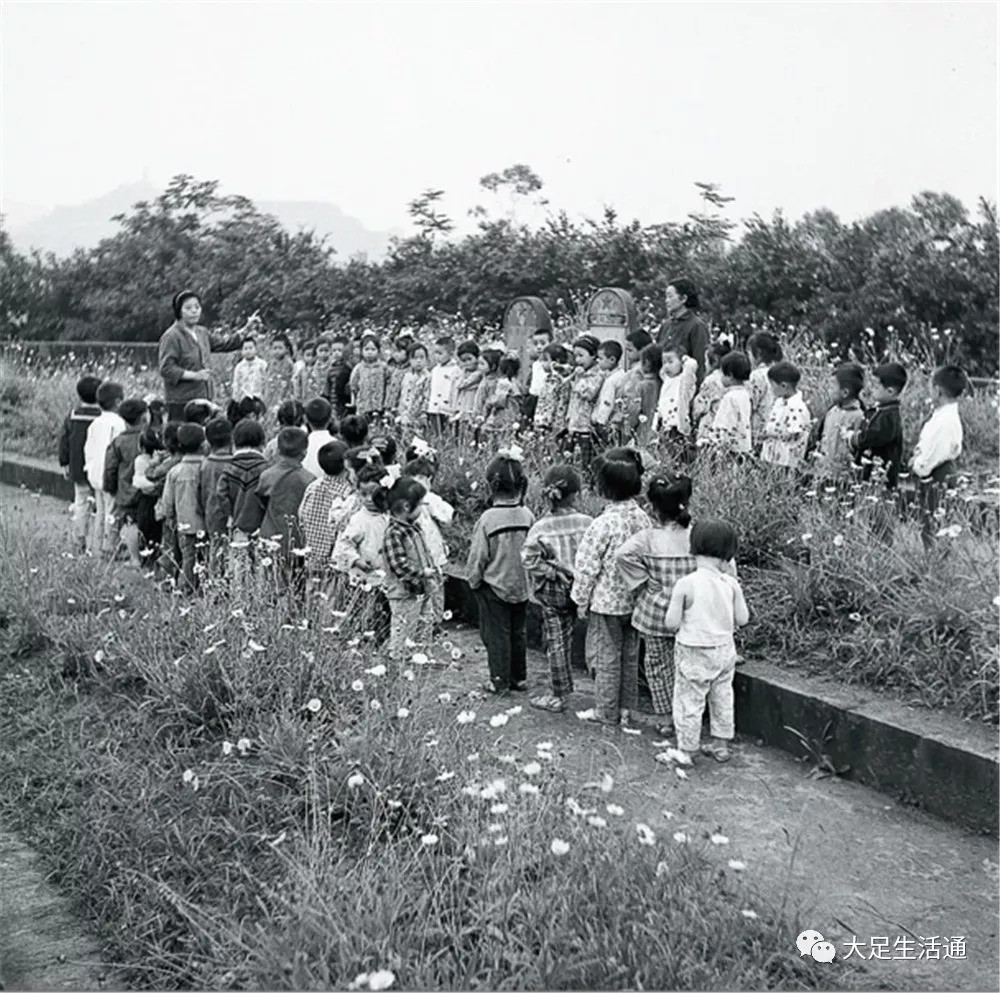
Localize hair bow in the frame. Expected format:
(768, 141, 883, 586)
(497, 444, 524, 462)
(379, 464, 402, 488)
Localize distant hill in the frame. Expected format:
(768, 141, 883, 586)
(3, 180, 398, 261)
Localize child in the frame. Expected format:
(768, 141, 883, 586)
(591, 340, 628, 445)
(157, 423, 208, 592)
(472, 349, 503, 431)
(310, 335, 335, 405)
(226, 395, 267, 425)
(850, 362, 907, 488)
(910, 364, 966, 549)
(465, 451, 535, 694)
(201, 418, 234, 571)
(691, 341, 731, 442)
(214, 418, 268, 579)
(132, 426, 166, 567)
(141, 423, 182, 575)
(623, 344, 662, 447)
(324, 335, 354, 419)
(369, 433, 398, 467)
(566, 335, 607, 470)
(747, 332, 783, 445)
(452, 341, 483, 431)
(759, 361, 812, 469)
(302, 397, 336, 478)
(291, 340, 317, 403)
(147, 397, 166, 434)
(426, 335, 461, 435)
(707, 351, 753, 456)
(264, 334, 297, 413)
(521, 466, 593, 713)
(533, 344, 574, 435)
(339, 413, 370, 449)
(482, 355, 524, 434)
(84, 380, 126, 558)
(615, 473, 696, 735)
(653, 345, 698, 457)
(571, 448, 652, 726)
(811, 364, 866, 482)
(103, 398, 151, 567)
(665, 519, 749, 763)
(263, 400, 305, 461)
(405, 453, 454, 629)
(384, 335, 413, 416)
(183, 399, 218, 426)
(59, 374, 103, 553)
(382, 476, 438, 662)
(397, 342, 431, 430)
(231, 334, 268, 403)
(525, 327, 555, 424)
(350, 334, 388, 420)
(299, 439, 352, 571)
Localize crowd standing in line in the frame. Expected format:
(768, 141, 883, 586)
(58, 285, 971, 766)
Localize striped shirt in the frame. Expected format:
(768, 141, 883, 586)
(615, 525, 696, 637)
(571, 499, 652, 615)
(465, 502, 535, 603)
(521, 510, 594, 603)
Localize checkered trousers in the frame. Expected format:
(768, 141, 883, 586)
(539, 604, 575, 698)
(643, 635, 675, 715)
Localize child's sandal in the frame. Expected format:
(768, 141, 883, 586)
(482, 682, 508, 696)
(700, 743, 733, 763)
(529, 694, 565, 713)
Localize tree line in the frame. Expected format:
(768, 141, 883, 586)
(1, 168, 997, 374)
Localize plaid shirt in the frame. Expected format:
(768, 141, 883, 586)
(383, 517, 434, 598)
(299, 474, 354, 566)
(522, 511, 594, 603)
(615, 525, 696, 637)
(566, 365, 607, 433)
(571, 499, 652, 615)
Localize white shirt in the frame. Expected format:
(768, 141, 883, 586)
(302, 429, 336, 479)
(911, 402, 963, 479)
(84, 410, 126, 490)
(427, 362, 462, 416)
(528, 359, 548, 398)
(668, 563, 749, 648)
(418, 489, 454, 567)
(592, 368, 626, 425)
(760, 391, 812, 468)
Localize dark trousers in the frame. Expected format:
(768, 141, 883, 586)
(476, 584, 527, 691)
(917, 461, 956, 550)
(166, 401, 189, 423)
(425, 413, 451, 438)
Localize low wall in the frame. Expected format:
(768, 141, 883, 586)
(2, 451, 996, 836)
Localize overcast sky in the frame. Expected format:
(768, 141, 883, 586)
(1, 1, 996, 234)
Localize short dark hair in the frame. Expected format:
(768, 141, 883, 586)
(767, 361, 801, 387)
(874, 362, 908, 393)
(640, 344, 663, 375)
(345, 446, 384, 473)
(300, 340, 317, 355)
(485, 453, 527, 499)
(647, 473, 693, 528)
(932, 364, 966, 399)
(408, 342, 428, 360)
(543, 343, 569, 364)
(271, 332, 295, 359)
(118, 398, 148, 425)
(573, 335, 600, 357)
(598, 340, 623, 363)
(177, 423, 206, 455)
(276, 400, 304, 427)
(305, 397, 332, 429)
(480, 349, 502, 373)
(355, 463, 390, 511)
(532, 327, 554, 343)
(434, 336, 455, 353)
(541, 464, 582, 509)
(668, 277, 698, 310)
(392, 334, 414, 354)
(370, 434, 398, 465)
(184, 399, 215, 425)
(834, 363, 864, 398)
(96, 381, 124, 411)
(277, 426, 308, 459)
(330, 335, 348, 347)
(499, 355, 521, 379)
(76, 375, 102, 405)
(139, 427, 163, 456)
(720, 351, 752, 383)
(594, 447, 643, 501)
(405, 456, 437, 479)
(361, 333, 381, 351)
(387, 476, 427, 515)
(318, 440, 348, 476)
(339, 413, 370, 447)
(626, 330, 653, 351)
(163, 422, 181, 454)
(205, 416, 233, 449)
(706, 340, 732, 367)
(227, 396, 266, 425)
(690, 519, 738, 561)
(747, 332, 783, 364)
(171, 290, 201, 320)
(232, 418, 266, 449)
(457, 340, 480, 359)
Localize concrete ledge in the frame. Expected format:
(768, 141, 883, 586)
(443, 569, 999, 837)
(3, 451, 997, 836)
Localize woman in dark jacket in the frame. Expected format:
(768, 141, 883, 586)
(158, 291, 258, 421)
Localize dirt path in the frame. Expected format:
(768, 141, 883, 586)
(2, 485, 998, 992)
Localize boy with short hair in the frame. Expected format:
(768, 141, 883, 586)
(384, 335, 413, 415)
(566, 335, 607, 470)
(231, 334, 268, 403)
(299, 439, 352, 571)
(453, 341, 483, 430)
(851, 362, 907, 488)
(910, 364, 966, 549)
(103, 398, 150, 566)
(59, 374, 103, 553)
(591, 340, 627, 445)
(302, 397, 335, 478)
(426, 336, 461, 435)
(706, 352, 753, 456)
(339, 413, 370, 448)
(157, 423, 208, 592)
(215, 419, 268, 580)
(201, 417, 234, 552)
(747, 332, 783, 446)
(759, 361, 812, 469)
(811, 364, 866, 481)
(84, 380, 126, 557)
(324, 335, 353, 419)
(525, 327, 554, 424)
